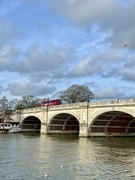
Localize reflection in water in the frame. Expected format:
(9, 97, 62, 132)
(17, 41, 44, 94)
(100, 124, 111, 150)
(0, 134, 135, 179)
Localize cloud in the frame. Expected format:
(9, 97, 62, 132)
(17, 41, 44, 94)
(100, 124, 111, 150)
(121, 70, 135, 82)
(0, 18, 20, 46)
(69, 49, 124, 78)
(94, 86, 124, 100)
(8, 81, 56, 97)
(0, 43, 71, 82)
(117, 53, 135, 82)
(16, 44, 71, 82)
(0, 0, 134, 100)
(0, 44, 21, 71)
(48, 0, 135, 49)
(22, 44, 68, 71)
(47, 0, 127, 27)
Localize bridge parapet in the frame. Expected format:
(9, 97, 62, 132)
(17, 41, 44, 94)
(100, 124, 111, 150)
(49, 98, 135, 109)
(14, 98, 135, 113)
(49, 102, 87, 109)
(90, 98, 135, 107)
(50, 98, 135, 108)
(18, 107, 44, 113)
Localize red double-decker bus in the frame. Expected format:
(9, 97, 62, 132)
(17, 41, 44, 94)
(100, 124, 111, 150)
(40, 98, 61, 106)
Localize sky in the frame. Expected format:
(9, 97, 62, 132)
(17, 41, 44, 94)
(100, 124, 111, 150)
(0, 0, 135, 100)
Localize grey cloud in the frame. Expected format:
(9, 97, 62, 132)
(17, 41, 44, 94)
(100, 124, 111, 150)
(0, 43, 71, 82)
(110, 28, 135, 49)
(118, 68, 135, 83)
(0, 18, 20, 46)
(94, 86, 124, 100)
(47, 0, 130, 27)
(69, 49, 124, 78)
(27, 70, 66, 83)
(18, 44, 69, 73)
(115, 53, 135, 82)
(123, 54, 135, 68)
(0, 44, 21, 71)
(8, 81, 56, 97)
(102, 63, 135, 83)
(48, 0, 135, 49)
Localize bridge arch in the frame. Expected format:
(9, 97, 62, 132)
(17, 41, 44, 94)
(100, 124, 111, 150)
(89, 110, 135, 136)
(47, 113, 79, 134)
(21, 115, 41, 133)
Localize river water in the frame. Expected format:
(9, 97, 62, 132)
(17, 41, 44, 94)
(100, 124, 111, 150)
(0, 134, 135, 180)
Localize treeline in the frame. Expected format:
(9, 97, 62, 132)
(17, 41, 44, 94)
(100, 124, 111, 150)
(0, 84, 94, 122)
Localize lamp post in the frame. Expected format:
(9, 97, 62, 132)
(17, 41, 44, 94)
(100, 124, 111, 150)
(17, 101, 22, 124)
(46, 98, 49, 131)
(87, 95, 90, 134)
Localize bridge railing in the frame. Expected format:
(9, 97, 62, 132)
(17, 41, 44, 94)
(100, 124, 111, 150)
(18, 98, 135, 113)
(49, 98, 135, 109)
(16, 107, 43, 113)
(90, 98, 135, 106)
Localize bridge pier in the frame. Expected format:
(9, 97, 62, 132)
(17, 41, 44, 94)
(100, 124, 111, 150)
(79, 123, 89, 137)
(40, 122, 47, 134)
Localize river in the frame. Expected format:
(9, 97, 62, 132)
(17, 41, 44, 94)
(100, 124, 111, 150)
(0, 134, 135, 180)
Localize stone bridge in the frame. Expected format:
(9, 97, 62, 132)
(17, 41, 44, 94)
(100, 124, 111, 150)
(12, 98, 135, 137)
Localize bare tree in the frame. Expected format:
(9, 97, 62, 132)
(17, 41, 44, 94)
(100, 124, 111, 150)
(0, 96, 13, 123)
(60, 84, 94, 103)
(15, 95, 41, 109)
